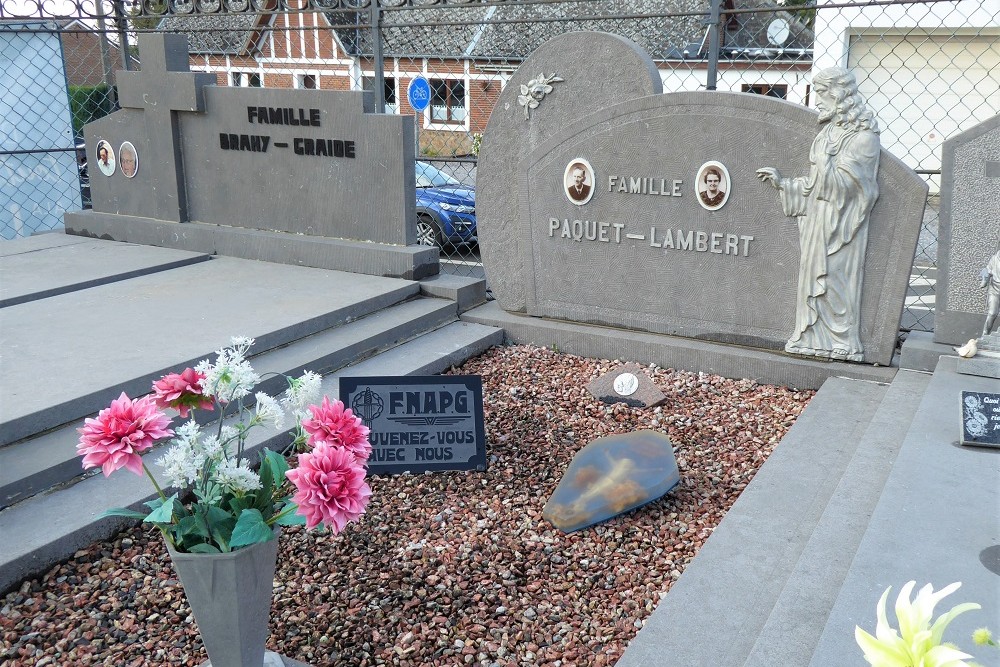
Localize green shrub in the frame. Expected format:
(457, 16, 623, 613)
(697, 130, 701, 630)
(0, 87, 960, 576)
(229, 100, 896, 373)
(68, 84, 116, 140)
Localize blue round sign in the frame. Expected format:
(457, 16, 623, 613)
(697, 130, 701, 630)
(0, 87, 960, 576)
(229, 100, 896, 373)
(407, 76, 431, 113)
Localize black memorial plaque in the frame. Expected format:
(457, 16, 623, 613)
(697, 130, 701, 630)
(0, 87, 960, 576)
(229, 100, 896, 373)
(340, 376, 487, 474)
(961, 391, 1000, 447)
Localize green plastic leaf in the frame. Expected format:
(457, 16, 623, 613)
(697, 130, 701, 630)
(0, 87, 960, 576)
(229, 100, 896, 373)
(204, 505, 236, 548)
(177, 515, 210, 540)
(144, 497, 165, 512)
(229, 509, 274, 548)
(144, 494, 178, 523)
(186, 543, 222, 554)
(263, 448, 290, 483)
(98, 507, 147, 520)
(274, 506, 307, 526)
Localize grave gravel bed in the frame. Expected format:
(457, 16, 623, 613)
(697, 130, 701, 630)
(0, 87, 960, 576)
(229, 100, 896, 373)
(1, 344, 813, 667)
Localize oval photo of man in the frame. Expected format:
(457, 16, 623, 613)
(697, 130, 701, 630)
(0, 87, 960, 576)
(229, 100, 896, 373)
(564, 158, 595, 206)
(119, 141, 138, 179)
(95, 140, 116, 177)
(695, 161, 731, 211)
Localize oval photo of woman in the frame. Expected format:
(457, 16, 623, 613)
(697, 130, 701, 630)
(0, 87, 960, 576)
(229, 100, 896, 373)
(695, 161, 731, 211)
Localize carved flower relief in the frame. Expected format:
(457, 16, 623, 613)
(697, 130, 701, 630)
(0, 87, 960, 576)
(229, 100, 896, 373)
(518, 73, 564, 119)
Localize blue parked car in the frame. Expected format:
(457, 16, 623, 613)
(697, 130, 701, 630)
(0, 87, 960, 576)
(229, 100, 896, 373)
(415, 161, 476, 248)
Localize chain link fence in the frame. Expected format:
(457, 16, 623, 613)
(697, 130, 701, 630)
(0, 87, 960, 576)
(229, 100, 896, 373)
(2, 0, 998, 332)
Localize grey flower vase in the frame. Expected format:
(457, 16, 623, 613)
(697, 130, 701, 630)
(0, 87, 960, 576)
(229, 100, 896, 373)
(167, 530, 281, 667)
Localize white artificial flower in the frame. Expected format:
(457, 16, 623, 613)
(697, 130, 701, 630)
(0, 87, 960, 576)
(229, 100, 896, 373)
(254, 392, 285, 429)
(219, 425, 240, 443)
(213, 458, 262, 494)
(195, 338, 260, 401)
(175, 419, 201, 442)
(155, 439, 204, 488)
(229, 336, 255, 354)
(201, 434, 224, 458)
(281, 371, 322, 412)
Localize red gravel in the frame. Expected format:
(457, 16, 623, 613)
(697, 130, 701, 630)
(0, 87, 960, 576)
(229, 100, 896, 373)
(1, 345, 813, 666)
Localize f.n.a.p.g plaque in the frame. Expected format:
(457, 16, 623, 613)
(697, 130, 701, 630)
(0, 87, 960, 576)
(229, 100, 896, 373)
(340, 376, 487, 474)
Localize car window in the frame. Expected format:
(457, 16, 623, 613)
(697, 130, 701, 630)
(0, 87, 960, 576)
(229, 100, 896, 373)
(416, 162, 460, 188)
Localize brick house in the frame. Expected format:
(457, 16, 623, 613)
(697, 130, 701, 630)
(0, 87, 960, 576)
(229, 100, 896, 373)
(162, 1, 812, 156)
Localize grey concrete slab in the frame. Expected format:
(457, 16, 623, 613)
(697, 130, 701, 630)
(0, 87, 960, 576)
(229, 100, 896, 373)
(328, 321, 504, 386)
(899, 330, 956, 372)
(64, 211, 439, 281)
(0, 257, 419, 445)
(0, 236, 210, 307)
(419, 274, 488, 313)
(743, 369, 932, 667)
(616, 377, 887, 667)
(0, 319, 502, 594)
(0, 297, 457, 509)
(809, 355, 1000, 667)
(462, 301, 898, 391)
(0, 231, 88, 257)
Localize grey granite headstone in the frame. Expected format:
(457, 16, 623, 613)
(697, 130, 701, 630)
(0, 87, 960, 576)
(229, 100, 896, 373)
(934, 114, 1000, 346)
(478, 42, 927, 366)
(69, 34, 432, 279)
(477, 32, 662, 313)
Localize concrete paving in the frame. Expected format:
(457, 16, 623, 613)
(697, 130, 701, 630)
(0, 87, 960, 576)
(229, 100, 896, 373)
(809, 355, 1000, 666)
(0, 251, 420, 445)
(0, 234, 504, 593)
(0, 236, 209, 307)
(617, 356, 999, 667)
(617, 377, 888, 667)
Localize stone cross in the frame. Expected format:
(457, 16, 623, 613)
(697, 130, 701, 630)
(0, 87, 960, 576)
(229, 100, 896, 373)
(116, 34, 215, 222)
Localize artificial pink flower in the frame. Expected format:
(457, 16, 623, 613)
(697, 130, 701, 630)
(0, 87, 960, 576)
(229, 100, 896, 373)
(301, 397, 371, 461)
(285, 443, 371, 531)
(152, 368, 213, 418)
(77, 392, 174, 477)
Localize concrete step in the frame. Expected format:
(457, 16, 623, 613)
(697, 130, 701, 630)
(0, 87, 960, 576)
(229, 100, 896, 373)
(0, 319, 504, 595)
(615, 376, 889, 667)
(742, 369, 932, 667)
(809, 356, 1000, 667)
(0, 256, 420, 446)
(0, 297, 459, 510)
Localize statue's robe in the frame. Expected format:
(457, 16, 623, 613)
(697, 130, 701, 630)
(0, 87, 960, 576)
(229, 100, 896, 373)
(778, 121, 880, 361)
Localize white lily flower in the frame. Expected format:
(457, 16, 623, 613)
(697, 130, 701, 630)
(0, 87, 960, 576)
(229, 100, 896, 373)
(855, 581, 981, 667)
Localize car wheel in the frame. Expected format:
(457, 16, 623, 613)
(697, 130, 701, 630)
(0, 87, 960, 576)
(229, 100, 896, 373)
(416, 214, 444, 248)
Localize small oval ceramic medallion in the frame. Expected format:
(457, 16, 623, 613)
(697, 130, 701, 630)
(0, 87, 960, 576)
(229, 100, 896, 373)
(613, 372, 639, 396)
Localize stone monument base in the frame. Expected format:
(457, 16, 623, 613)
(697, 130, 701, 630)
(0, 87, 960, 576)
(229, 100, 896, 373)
(957, 351, 1000, 379)
(202, 651, 313, 667)
(64, 210, 438, 281)
(461, 301, 897, 390)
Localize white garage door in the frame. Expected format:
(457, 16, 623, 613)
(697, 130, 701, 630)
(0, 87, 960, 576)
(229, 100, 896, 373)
(848, 33, 1000, 191)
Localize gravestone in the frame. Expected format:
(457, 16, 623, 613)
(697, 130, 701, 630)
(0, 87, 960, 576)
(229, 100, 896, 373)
(477, 32, 663, 313)
(934, 113, 1000, 346)
(586, 363, 666, 408)
(65, 34, 436, 280)
(543, 430, 680, 533)
(476, 32, 927, 369)
(960, 390, 1000, 448)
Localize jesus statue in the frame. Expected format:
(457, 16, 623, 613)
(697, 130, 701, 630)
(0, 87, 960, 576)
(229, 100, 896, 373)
(756, 67, 881, 363)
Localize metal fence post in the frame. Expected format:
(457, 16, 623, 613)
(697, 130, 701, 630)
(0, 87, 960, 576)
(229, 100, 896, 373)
(371, 0, 386, 113)
(705, 0, 722, 91)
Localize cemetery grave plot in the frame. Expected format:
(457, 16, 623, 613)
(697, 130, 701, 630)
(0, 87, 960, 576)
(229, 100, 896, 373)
(0, 345, 812, 666)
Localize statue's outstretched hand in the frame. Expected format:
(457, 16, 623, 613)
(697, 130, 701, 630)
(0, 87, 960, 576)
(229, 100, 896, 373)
(756, 167, 782, 190)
